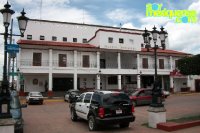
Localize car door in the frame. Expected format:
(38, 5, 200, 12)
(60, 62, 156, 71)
(144, 90, 152, 104)
(81, 93, 92, 120)
(75, 93, 85, 118)
(136, 91, 146, 105)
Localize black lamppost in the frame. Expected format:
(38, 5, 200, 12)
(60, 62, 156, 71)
(142, 26, 168, 108)
(0, 1, 28, 118)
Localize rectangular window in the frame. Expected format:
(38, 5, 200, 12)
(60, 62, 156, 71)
(59, 54, 67, 67)
(159, 59, 164, 69)
(52, 36, 57, 41)
(142, 58, 148, 69)
(27, 35, 32, 40)
(40, 35, 45, 40)
(73, 38, 77, 42)
(82, 38, 87, 43)
(63, 37, 67, 42)
(33, 53, 42, 66)
(108, 76, 117, 85)
(108, 37, 113, 43)
(119, 38, 124, 44)
(83, 55, 90, 68)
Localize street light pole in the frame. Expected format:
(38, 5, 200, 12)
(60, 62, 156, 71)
(0, 1, 28, 119)
(142, 26, 168, 128)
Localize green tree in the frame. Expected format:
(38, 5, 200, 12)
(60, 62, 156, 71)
(177, 54, 200, 75)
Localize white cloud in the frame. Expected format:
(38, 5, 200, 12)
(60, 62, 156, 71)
(27, 5, 100, 24)
(106, 9, 133, 22)
(122, 22, 138, 29)
(189, 0, 200, 14)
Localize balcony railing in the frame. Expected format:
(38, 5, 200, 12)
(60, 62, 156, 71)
(121, 64, 137, 69)
(20, 59, 49, 67)
(52, 60, 74, 67)
(140, 63, 171, 69)
(77, 62, 97, 68)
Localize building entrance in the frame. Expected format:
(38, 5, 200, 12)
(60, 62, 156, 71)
(53, 78, 73, 91)
(195, 79, 200, 92)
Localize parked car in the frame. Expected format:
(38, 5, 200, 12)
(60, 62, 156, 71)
(129, 89, 152, 106)
(64, 90, 81, 102)
(70, 90, 135, 131)
(128, 88, 166, 106)
(10, 90, 27, 133)
(162, 90, 170, 98)
(26, 92, 44, 105)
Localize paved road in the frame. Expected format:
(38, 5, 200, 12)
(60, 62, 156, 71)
(22, 94, 200, 133)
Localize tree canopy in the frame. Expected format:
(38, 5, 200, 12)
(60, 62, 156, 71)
(177, 54, 200, 75)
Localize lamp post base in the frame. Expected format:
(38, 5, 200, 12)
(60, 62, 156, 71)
(148, 106, 166, 128)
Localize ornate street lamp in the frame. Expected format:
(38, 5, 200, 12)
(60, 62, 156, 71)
(0, 1, 28, 118)
(142, 26, 168, 128)
(142, 26, 168, 108)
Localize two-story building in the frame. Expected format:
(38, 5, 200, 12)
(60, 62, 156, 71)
(16, 19, 200, 96)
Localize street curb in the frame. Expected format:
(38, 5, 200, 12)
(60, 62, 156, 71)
(172, 92, 200, 96)
(157, 120, 200, 132)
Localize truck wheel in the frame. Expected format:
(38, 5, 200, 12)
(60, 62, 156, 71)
(71, 109, 77, 121)
(88, 115, 97, 131)
(120, 122, 129, 128)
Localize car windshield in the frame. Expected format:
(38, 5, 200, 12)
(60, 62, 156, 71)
(30, 92, 42, 96)
(103, 93, 130, 105)
(71, 91, 81, 95)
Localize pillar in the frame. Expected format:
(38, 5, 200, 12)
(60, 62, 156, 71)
(97, 75, 100, 90)
(97, 52, 100, 69)
(137, 54, 140, 69)
(118, 52, 121, 69)
(48, 49, 53, 97)
(170, 76, 174, 93)
(74, 73, 77, 90)
(137, 75, 141, 89)
(187, 76, 191, 91)
(118, 75, 122, 90)
(170, 56, 173, 70)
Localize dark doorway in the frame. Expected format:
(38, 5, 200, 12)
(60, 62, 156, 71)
(53, 78, 73, 91)
(195, 80, 200, 92)
(141, 76, 154, 88)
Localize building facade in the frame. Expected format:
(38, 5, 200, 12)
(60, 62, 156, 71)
(16, 19, 200, 96)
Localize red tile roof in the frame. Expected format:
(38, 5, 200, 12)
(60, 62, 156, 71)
(141, 48, 191, 55)
(17, 40, 97, 48)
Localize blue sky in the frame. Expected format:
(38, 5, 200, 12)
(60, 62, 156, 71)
(0, 0, 200, 79)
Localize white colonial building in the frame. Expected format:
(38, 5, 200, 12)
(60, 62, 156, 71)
(16, 19, 200, 96)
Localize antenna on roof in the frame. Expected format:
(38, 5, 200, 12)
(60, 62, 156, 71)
(119, 23, 122, 31)
(40, 0, 43, 20)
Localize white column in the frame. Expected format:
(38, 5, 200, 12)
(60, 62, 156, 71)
(170, 56, 173, 70)
(74, 50, 77, 68)
(137, 75, 141, 89)
(118, 52, 121, 69)
(97, 52, 100, 69)
(118, 75, 122, 90)
(74, 50, 78, 90)
(97, 75, 100, 90)
(187, 76, 191, 88)
(48, 49, 53, 92)
(74, 73, 77, 90)
(170, 76, 174, 92)
(137, 54, 140, 69)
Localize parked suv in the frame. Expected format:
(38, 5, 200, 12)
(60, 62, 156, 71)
(70, 90, 135, 131)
